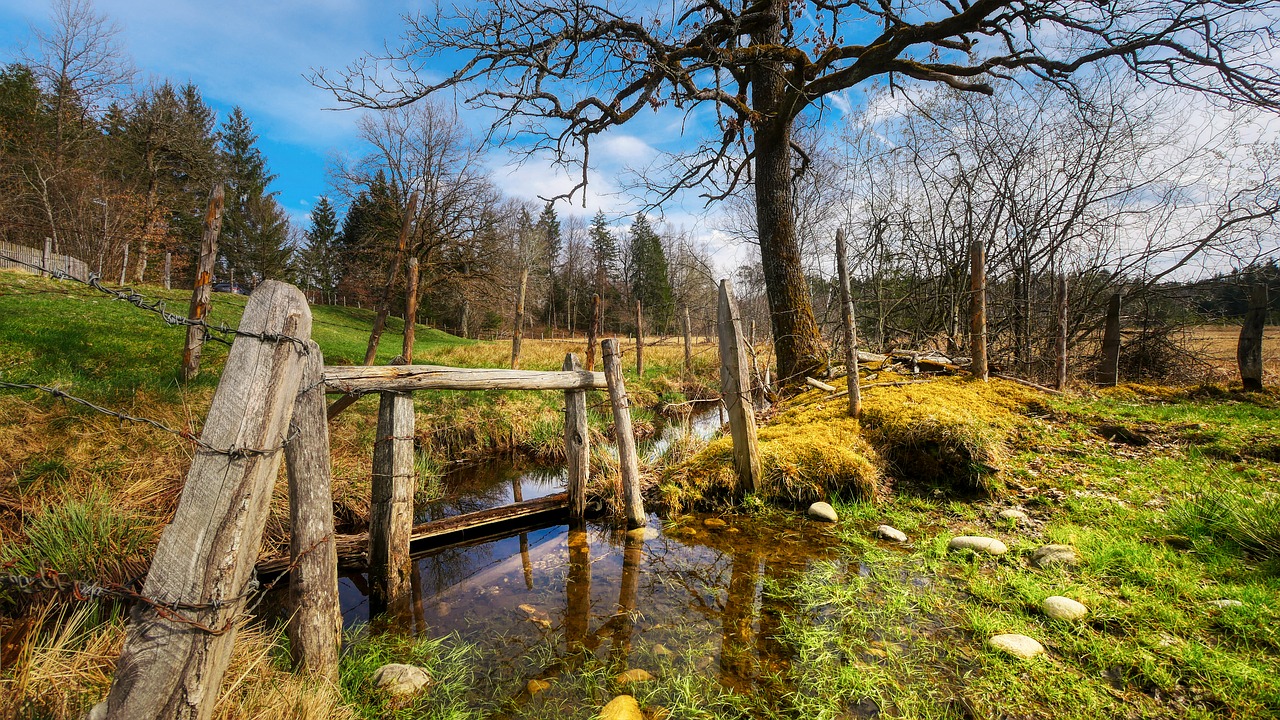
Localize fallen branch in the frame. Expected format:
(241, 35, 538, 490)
(806, 377, 837, 393)
(992, 373, 1065, 396)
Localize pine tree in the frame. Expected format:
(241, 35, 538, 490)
(219, 106, 284, 284)
(589, 210, 618, 294)
(627, 214, 674, 332)
(300, 195, 340, 296)
(537, 201, 562, 329)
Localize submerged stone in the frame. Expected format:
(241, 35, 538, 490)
(527, 679, 551, 695)
(1042, 596, 1089, 620)
(875, 524, 908, 542)
(988, 633, 1046, 659)
(615, 668, 654, 684)
(702, 517, 728, 529)
(373, 663, 433, 696)
(808, 501, 839, 522)
(1031, 544, 1080, 568)
(627, 526, 660, 541)
(599, 694, 643, 720)
(948, 535, 1008, 555)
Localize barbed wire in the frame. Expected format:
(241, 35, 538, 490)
(0, 534, 332, 636)
(0, 252, 310, 351)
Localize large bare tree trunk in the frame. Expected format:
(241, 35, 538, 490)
(750, 0, 826, 385)
(1239, 284, 1267, 391)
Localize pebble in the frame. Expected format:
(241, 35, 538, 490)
(948, 536, 1008, 555)
(1030, 544, 1080, 568)
(615, 668, 654, 684)
(599, 694, 644, 720)
(1209, 599, 1243, 608)
(652, 643, 674, 658)
(372, 664, 433, 696)
(518, 604, 539, 615)
(807, 501, 839, 522)
(702, 517, 728, 529)
(999, 508, 1029, 522)
(988, 634, 1046, 659)
(875, 525, 908, 542)
(627, 527, 660, 541)
(527, 679, 551, 695)
(1042, 596, 1088, 621)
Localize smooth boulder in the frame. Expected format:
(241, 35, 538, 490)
(373, 664, 433, 696)
(989, 634, 1046, 659)
(1031, 544, 1080, 568)
(1042, 596, 1088, 620)
(875, 525, 908, 542)
(948, 536, 1008, 555)
(615, 668, 654, 684)
(599, 694, 644, 720)
(808, 502, 839, 523)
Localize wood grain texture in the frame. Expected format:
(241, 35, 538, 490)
(563, 353, 590, 520)
(284, 341, 340, 680)
(104, 280, 311, 720)
(369, 391, 415, 616)
(718, 280, 761, 493)
(602, 339, 645, 528)
(181, 184, 224, 382)
(323, 364, 606, 393)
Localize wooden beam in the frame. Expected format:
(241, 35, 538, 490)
(323, 364, 606, 393)
(602, 339, 645, 528)
(563, 354, 589, 520)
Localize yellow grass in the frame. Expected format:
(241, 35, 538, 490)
(1186, 324, 1280, 386)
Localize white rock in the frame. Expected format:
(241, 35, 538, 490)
(373, 663, 433, 696)
(875, 525, 908, 542)
(999, 509, 1029, 522)
(948, 535, 1008, 555)
(1042, 596, 1089, 621)
(1031, 544, 1080, 568)
(988, 633, 1046, 659)
(1209, 599, 1244, 608)
(807, 501, 838, 522)
(626, 526, 660, 541)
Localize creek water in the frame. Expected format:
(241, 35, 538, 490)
(335, 404, 840, 703)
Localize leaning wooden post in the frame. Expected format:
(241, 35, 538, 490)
(968, 238, 988, 382)
(682, 305, 693, 374)
(586, 294, 600, 371)
(402, 256, 420, 363)
(284, 340, 340, 681)
(635, 299, 644, 377)
(369, 391, 416, 615)
(1239, 284, 1268, 391)
(718, 280, 761, 493)
(181, 184, 225, 382)
(363, 191, 419, 365)
(100, 281, 311, 719)
(563, 353, 590, 519)
(1055, 275, 1069, 391)
(834, 228, 862, 418)
(602, 338, 645, 528)
(1100, 292, 1122, 387)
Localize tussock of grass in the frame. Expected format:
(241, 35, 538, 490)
(1170, 487, 1280, 562)
(0, 490, 152, 583)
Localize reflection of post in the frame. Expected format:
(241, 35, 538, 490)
(564, 526, 591, 653)
(513, 477, 534, 589)
(609, 530, 644, 668)
(720, 548, 759, 680)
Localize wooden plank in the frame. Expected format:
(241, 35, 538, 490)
(323, 364, 606, 393)
(718, 279, 761, 493)
(283, 341, 340, 681)
(835, 227, 862, 417)
(563, 353, 589, 520)
(968, 238, 988, 382)
(102, 280, 311, 720)
(181, 184, 225, 382)
(369, 391, 415, 616)
(602, 338, 645, 528)
(1239, 284, 1267, 391)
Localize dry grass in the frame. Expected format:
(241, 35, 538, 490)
(1185, 324, 1280, 386)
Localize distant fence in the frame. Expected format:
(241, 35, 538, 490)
(0, 240, 89, 281)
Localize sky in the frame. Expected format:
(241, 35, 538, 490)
(0, 0, 755, 269)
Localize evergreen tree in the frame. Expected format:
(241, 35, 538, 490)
(300, 195, 341, 296)
(589, 210, 619, 293)
(537, 201, 562, 328)
(218, 106, 283, 283)
(335, 171, 399, 301)
(627, 214, 674, 332)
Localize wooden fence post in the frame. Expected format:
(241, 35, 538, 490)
(181, 184, 225, 382)
(403, 257, 420, 363)
(512, 266, 529, 369)
(718, 280, 761, 493)
(163, 251, 172, 290)
(602, 339, 645, 528)
(120, 242, 129, 286)
(635, 299, 644, 377)
(968, 238, 988, 382)
(1100, 292, 1122, 387)
(1056, 275, 1069, 391)
(369, 391, 415, 615)
(364, 191, 419, 365)
(834, 228, 862, 418)
(683, 306, 693, 374)
(100, 281, 311, 720)
(563, 353, 589, 520)
(284, 340, 340, 680)
(586, 294, 600, 371)
(1239, 284, 1268, 391)
(42, 237, 52, 277)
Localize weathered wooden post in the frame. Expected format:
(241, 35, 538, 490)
(284, 341, 340, 681)
(1239, 284, 1268, 391)
(718, 280, 761, 493)
(100, 281, 311, 719)
(1099, 292, 1122, 387)
(119, 242, 129, 286)
(602, 338, 645, 528)
(364, 191, 419, 365)
(181, 184, 225, 382)
(403, 256, 420, 363)
(563, 353, 590, 519)
(1056, 275, 1069, 391)
(968, 238, 988, 382)
(635, 299, 644, 377)
(163, 251, 172, 290)
(369, 391, 416, 615)
(682, 306, 693, 374)
(834, 228, 862, 418)
(586, 294, 600, 371)
(42, 237, 52, 276)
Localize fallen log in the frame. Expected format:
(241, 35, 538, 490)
(805, 377, 837, 393)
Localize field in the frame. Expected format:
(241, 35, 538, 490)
(1186, 324, 1280, 385)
